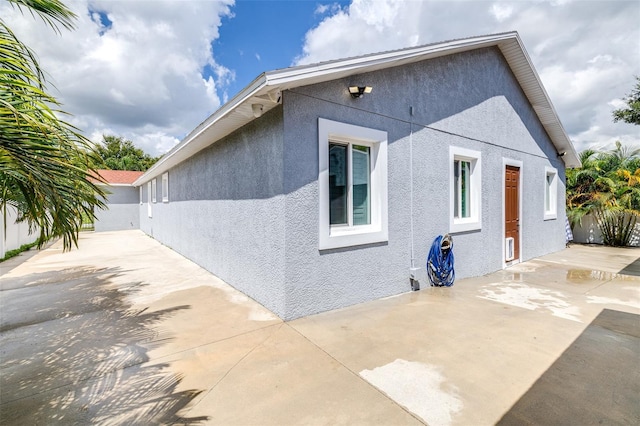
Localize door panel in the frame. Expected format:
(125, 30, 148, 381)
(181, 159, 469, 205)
(505, 165, 520, 261)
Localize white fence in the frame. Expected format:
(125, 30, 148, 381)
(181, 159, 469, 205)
(0, 206, 40, 259)
(571, 213, 640, 247)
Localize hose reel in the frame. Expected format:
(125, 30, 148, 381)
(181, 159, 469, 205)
(427, 234, 455, 287)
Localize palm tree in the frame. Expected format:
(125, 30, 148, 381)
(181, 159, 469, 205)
(567, 144, 640, 246)
(1, 0, 105, 250)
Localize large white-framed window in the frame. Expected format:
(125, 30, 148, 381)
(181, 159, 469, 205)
(544, 166, 558, 220)
(151, 178, 157, 203)
(162, 172, 169, 202)
(449, 146, 482, 233)
(318, 118, 388, 250)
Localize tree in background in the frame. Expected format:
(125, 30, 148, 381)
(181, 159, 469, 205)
(95, 135, 159, 171)
(0, 0, 106, 250)
(567, 78, 640, 246)
(613, 77, 640, 125)
(566, 142, 640, 246)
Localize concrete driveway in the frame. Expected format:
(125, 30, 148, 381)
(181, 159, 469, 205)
(1, 230, 638, 425)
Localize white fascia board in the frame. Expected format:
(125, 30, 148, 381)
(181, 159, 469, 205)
(97, 183, 134, 187)
(134, 31, 579, 186)
(497, 36, 580, 168)
(265, 33, 516, 88)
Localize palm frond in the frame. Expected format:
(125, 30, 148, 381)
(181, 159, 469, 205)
(5, 0, 77, 33)
(1, 0, 106, 250)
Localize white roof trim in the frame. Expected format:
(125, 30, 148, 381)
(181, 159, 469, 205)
(134, 32, 578, 186)
(97, 183, 135, 187)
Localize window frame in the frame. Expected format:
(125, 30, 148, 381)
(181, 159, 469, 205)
(544, 166, 558, 220)
(449, 146, 482, 233)
(151, 178, 157, 204)
(147, 181, 152, 218)
(318, 118, 388, 250)
(162, 172, 169, 202)
(139, 186, 143, 205)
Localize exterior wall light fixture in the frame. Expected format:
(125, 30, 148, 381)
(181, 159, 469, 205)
(349, 86, 373, 98)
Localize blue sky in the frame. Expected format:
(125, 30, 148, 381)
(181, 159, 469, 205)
(2, 0, 638, 156)
(213, 0, 351, 98)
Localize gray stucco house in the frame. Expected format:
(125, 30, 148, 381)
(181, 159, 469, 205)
(134, 32, 580, 320)
(91, 169, 143, 232)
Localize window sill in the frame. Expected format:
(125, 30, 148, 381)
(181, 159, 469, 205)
(319, 227, 388, 250)
(543, 213, 557, 221)
(450, 219, 482, 234)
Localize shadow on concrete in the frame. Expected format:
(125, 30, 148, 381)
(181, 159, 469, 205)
(0, 267, 208, 425)
(497, 309, 640, 425)
(619, 258, 640, 276)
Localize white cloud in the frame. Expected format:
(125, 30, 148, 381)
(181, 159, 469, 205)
(4, 0, 638, 159)
(315, 2, 345, 16)
(296, 0, 640, 153)
(1, 0, 234, 156)
(490, 3, 513, 22)
(295, 0, 436, 65)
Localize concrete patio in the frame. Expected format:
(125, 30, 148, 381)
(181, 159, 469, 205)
(1, 230, 638, 425)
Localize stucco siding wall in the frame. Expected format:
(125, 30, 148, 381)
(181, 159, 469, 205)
(95, 205, 140, 232)
(280, 47, 567, 319)
(139, 107, 287, 317)
(104, 185, 140, 204)
(95, 185, 140, 232)
(137, 46, 568, 320)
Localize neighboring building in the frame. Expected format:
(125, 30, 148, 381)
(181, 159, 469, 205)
(0, 206, 39, 259)
(134, 32, 580, 320)
(91, 169, 143, 232)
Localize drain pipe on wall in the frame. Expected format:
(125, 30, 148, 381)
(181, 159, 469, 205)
(408, 106, 421, 291)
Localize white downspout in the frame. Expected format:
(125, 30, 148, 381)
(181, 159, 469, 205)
(409, 107, 421, 289)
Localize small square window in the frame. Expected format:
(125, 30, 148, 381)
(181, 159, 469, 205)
(450, 147, 482, 233)
(162, 172, 169, 202)
(544, 167, 558, 220)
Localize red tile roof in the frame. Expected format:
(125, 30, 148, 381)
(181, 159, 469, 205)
(89, 169, 144, 185)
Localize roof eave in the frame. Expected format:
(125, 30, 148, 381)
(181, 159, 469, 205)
(496, 36, 580, 168)
(134, 73, 271, 186)
(134, 31, 580, 185)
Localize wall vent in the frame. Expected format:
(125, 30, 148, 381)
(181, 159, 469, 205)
(505, 237, 514, 261)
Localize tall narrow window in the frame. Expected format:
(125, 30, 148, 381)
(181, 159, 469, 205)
(450, 146, 482, 233)
(151, 178, 157, 203)
(147, 181, 152, 218)
(162, 172, 169, 202)
(329, 143, 348, 225)
(544, 167, 558, 220)
(319, 118, 388, 250)
(545, 174, 552, 211)
(454, 159, 471, 219)
(352, 145, 371, 226)
(328, 143, 371, 227)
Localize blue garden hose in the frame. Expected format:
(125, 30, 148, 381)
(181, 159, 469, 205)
(427, 234, 455, 287)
